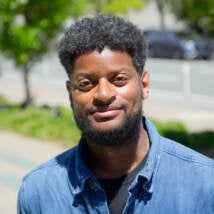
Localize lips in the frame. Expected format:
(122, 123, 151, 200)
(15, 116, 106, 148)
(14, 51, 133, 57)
(90, 106, 122, 121)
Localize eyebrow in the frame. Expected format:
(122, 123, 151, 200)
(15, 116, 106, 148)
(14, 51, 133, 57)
(74, 67, 132, 78)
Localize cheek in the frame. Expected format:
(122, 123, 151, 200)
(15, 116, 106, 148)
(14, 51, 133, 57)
(71, 92, 92, 113)
(118, 84, 142, 105)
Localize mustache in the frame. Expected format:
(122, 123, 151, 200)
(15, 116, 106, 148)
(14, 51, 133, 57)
(88, 104, 125, 114)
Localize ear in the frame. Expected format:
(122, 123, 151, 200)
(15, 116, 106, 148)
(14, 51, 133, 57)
(66, 80, 74, 108)
(140, 70, 150, 100)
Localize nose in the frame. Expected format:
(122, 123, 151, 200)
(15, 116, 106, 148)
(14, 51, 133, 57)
(94, 78, 116, 104)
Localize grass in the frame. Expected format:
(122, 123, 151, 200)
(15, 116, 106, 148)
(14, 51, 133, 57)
(0, 95, 213, 158)
(0, 96, 80, 147)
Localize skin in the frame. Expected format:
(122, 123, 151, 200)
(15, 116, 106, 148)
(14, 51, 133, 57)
(66, 47, 150, 179)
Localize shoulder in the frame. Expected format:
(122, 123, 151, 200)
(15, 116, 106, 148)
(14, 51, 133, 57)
(159, 136, 214, 170)
(17, 146, 79, 212)
(156, 137, 214, 203)
(22, 145, 78, 185)
(17, 146, 78, 212)
(145, 117, 213, 168)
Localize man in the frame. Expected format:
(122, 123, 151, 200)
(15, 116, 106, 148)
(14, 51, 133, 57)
(18, 14, 214, 214)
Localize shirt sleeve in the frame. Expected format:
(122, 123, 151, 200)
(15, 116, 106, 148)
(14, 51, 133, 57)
(17, 181, 28, 214)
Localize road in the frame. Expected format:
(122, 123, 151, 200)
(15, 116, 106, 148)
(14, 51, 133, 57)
(146, 58, 214, 98)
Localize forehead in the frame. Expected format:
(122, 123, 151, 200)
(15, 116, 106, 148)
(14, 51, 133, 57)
(72, 48, 135, 75)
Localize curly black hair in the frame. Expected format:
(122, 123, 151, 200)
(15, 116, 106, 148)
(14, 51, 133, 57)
(58, 14, 147, 77)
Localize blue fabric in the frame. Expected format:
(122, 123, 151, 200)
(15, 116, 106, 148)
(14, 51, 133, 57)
(17, 118, 214, 214)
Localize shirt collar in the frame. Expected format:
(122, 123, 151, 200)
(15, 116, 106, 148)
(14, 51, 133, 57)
(71, 138, 94, 196)
(130, 117, 162, 194)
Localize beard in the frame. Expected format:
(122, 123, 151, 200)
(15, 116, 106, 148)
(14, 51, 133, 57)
(73, 104, 143, 146)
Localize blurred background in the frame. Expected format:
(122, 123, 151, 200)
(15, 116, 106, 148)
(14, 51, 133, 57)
(0, 0, 214, 213)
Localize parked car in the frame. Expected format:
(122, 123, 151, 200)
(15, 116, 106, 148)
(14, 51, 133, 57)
(144, 30, 197, 60)
(175, 30, 212, 60)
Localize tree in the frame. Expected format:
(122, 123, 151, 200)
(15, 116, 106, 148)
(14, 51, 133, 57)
(88, 0, 143, 14)
(0, 0, 88, 106)
(145, 0, 167, 29)
(154, 0, 166, 29)
(165, 0, 214, 35)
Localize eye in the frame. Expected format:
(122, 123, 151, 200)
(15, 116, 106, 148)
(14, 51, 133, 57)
(77, 79, 93, 91)
(113, 75, 128, 86)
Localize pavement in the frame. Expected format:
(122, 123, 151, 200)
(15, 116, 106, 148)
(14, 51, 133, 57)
(0, 131, 64, 213)
(0, 70, 214, 213)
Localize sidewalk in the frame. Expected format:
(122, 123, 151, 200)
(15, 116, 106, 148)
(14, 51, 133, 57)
(0, 131, 64, 214)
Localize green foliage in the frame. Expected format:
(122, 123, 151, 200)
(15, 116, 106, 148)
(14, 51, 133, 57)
(0, 104, 81, 147)
(0, 0, 144, 66)
(0, 0, 88, 66)
(153, 120, 187, 133)
(166, 0, 214, 34)
(88, 0, 143, 14)
(0, 95, 8, 104)
(0, 0, 89, 105)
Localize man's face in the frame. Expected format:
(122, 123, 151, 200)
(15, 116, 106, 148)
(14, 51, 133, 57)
(66, 48, 149, 145)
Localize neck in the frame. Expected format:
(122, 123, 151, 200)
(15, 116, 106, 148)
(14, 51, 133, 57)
(83, 123, 150, 179)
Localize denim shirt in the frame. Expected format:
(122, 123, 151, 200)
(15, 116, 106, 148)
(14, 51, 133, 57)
(17, 118, 214, 214)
